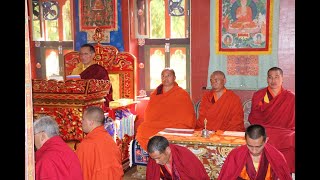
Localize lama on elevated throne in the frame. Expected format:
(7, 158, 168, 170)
(64, 27, 137, 110)
(64, 27, 137, 170)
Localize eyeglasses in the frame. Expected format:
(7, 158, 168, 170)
(79, 52, 92, 56)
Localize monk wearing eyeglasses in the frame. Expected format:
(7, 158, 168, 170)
(71, 43, 113, 107)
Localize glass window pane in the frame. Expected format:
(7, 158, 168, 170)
(32, 20, 42, 40)
(62, 0, 72, 41)
(45, 20, 59, 41)
(170, 16, 185, 38)
(170, 48, 186, 89)
(170, 0, 186, 38)
(45, 49, 60, 79)
(150, 48, 166, 89)
(150, 0, 165, 38)
(31, 0, 42, 40)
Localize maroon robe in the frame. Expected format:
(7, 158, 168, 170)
(80, 64, 113, 107)
(146, 144, 209, 180)
(217, 143, 292, 180)
(248, 87, 295, 173)
(35, 136, 83, 180)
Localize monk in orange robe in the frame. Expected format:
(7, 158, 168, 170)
(71, 43, 113, 107)
(76, 106, 123, 180)
(136, 68, 196, 150)
(218, 124, 292, 180)
(249, 67, 295, 173)
(230, 0, 257, 29)
(196, 71, 245, 131)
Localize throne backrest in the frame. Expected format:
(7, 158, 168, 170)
(64, 44, 136, 100)
(64, 51, 81, 78)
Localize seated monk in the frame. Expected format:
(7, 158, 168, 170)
(136, 68, 196, 150)
(196, 71, 245, 132)
(217, 124, 292, 180)
(71, 43, 113, 107)
(146, 136, 210, 180)
(230, 0, 257, 29)
(248, 67, 295, 173)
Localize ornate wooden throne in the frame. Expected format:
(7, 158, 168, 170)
(64, 27, 137, 170)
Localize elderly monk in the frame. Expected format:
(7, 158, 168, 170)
(71, 43, 113, 107)
(218, 124, 292, 180)
(147, 136, 210, 180)
(249, 67, 295, 173)
(76, 106, 123, 180)
(34, 116, 83, 180)
(136, 68, 196, 150)
(196, 71, 245, 131)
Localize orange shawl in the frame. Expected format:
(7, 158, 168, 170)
(136, 83, 196, 150)
(75, 126, 123, 180)
(196, 90, 245, 131)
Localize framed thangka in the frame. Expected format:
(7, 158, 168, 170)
(216, 0, 273, 54)
(79, 0, 118, 31)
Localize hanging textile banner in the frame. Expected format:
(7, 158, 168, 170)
(216, 0, 273, 55)
(207, 0, 279, 90)
(79, 0, 118, 31)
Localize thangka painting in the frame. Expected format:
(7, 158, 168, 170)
(216, 0, 273, 54)
(79, 0, 118, 31)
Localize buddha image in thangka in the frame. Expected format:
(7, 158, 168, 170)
(81, 0, 116, 28)
(221, 0, 268, 48)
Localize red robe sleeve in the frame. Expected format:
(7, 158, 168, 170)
(146, 144, 210, 180)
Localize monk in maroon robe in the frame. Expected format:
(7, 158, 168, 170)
(248, 67, 295, 173)
(146, 136, 210, 180)
(34, 116, 83, 180)
(80, 63, 114, 106)
(71, 44, 113, 108)
(218, 124, 292, 180)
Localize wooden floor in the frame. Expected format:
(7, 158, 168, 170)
(123, 165, 146, 180)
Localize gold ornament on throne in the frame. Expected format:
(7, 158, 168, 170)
(92, 27, 104, 44)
